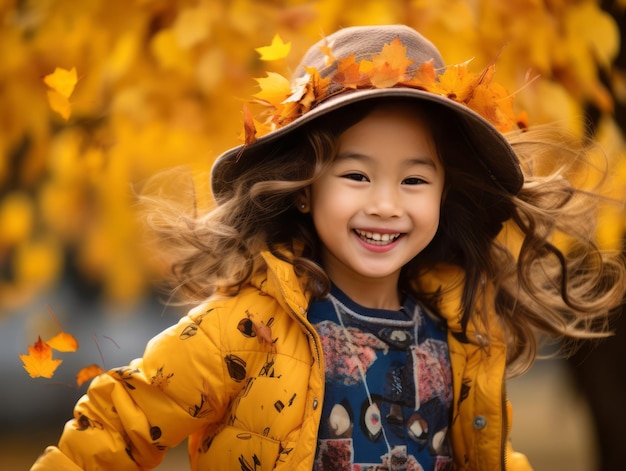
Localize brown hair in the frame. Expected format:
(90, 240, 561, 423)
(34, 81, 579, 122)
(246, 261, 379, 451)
(141, 99, 625, 375)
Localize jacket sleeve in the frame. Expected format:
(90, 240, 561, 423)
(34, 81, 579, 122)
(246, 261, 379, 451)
(31, 308, 230, 470)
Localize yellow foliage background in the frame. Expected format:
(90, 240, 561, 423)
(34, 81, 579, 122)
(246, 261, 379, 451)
(1, 0, 625, 309)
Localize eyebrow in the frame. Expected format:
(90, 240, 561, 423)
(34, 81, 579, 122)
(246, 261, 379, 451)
(335, 152, 439, 170)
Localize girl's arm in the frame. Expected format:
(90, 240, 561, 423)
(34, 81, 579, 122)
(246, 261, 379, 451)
(30, 310, 229, 470)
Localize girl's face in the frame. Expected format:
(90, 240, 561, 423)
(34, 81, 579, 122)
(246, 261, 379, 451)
(307, 103, 445, 301)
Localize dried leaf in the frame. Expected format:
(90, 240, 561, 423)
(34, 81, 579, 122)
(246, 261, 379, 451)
(47, 331, 79, 352)
(76, 364, 105, 387)
(19, 337, 63, 379)
(333, 55, 368, 89)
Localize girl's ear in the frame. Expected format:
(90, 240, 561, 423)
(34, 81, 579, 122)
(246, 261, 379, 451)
(297, 187, 311, 213)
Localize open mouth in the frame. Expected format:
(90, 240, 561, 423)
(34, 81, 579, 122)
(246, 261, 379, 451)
(355, 229, 401, 246)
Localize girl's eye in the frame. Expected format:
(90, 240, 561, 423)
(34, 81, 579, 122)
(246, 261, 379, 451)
(342, 173, 369, 182)
(402, 177, 427, 185)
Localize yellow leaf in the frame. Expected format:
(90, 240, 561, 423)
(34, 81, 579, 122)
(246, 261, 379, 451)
(255, 34, 291, 61)
(47, 331, 79, 352)
(19, 337, 62, 379)
(43, 66, 77, 99)
(253, 72, 291, 105)
(76, 364, 105, 387)
(46, 90, 72, 120)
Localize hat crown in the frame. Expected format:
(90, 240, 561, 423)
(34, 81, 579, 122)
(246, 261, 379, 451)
(294, 25, 445, 84)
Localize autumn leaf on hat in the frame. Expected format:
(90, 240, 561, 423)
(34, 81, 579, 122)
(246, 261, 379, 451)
(255, 34, 291, 61)
(43, 66, 78, 120)
(254, 72, 291, 106)
(334, 55, 368, 89)
(433, 61, 478, 102)
(245, 34, 528, 141)
(366, 37, 415, 88)
(319, 39, 336, 66)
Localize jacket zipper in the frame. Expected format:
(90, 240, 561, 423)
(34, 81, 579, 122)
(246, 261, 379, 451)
(273, 276, 323, 373)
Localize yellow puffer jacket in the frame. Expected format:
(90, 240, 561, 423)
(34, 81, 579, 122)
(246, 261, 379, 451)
(31, 251, 532, 471)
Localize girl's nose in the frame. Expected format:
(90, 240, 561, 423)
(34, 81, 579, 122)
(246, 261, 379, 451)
(364, 185, 403, 218)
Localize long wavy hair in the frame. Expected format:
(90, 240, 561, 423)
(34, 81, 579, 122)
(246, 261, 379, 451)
(141, 98, 625, 375)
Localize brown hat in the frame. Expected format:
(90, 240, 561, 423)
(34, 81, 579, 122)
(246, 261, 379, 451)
(211, 24, 524, 201)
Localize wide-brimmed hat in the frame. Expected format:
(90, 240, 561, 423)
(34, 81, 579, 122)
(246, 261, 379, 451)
(211, 24, 524, 201)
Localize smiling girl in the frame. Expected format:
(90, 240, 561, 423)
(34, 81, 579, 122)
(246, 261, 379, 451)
(32, 25, 625, 471)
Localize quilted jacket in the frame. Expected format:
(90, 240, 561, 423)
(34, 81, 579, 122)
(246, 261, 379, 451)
(31, 250, 532, 470)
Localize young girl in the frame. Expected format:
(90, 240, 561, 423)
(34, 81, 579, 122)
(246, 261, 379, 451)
(31, 25, 625, 471)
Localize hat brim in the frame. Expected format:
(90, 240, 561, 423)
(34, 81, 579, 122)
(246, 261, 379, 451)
(210, 87, 523, 201)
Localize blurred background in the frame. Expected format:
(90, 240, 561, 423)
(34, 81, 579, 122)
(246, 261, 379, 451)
(1, 0, 625, 469)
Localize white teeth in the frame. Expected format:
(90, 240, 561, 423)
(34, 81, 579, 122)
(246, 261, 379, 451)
(355, 230, 401, 245)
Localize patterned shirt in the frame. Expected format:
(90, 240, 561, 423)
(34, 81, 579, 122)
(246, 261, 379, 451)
(308, 285, 453, 471)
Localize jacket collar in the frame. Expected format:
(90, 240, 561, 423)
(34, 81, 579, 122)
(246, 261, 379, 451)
(414, 264, 505, 346)
(252, 250, 310, 320)
(252, 252, 503, 346)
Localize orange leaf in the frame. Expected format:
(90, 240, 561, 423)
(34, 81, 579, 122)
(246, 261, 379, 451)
(368, 61, 401, 89)
(45, 305, 79, 352)
(369, 37, 414, 88)
(18, 337, 63, 379)
(43, 66, 77, 99)
(374, 37, 414, 73)
(416, 60, 438, 82)
(47, 331, 79, 352)
(306, 66, 331, 99)
(404, 59, 438, 88)
(334, 55, 368, 89)
(76, 364, 105, 387)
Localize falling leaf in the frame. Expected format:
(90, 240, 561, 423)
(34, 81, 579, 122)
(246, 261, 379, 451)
(19, 337, 63, 379)
(45, 305, 79, 352)
(43, 67, 78, 120)
(76, 364, 105, 387)
(43, 67, 77, 99)
(47, 331, 79, 352)
(46, 90, 72, 121)
(255, 34, 291, 61)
